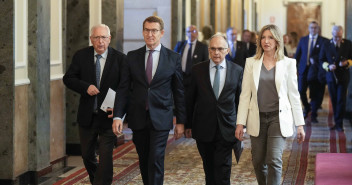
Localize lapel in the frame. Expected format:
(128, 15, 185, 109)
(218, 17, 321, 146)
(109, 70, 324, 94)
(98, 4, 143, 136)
(150, 45, 167, 85)
(180, 41, 187, 56)
(88, 47, 96, 85)
(253, 55, 263, 91)
(136, 46, 149, 85)
(217, 60, 231, 100)
(275, 58, 285, 94)
(100, 47, 112, 88)
(203, 60, 215, 98)
(329, 39, 338, 56)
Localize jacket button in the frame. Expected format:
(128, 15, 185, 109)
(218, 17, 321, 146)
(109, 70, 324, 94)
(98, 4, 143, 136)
(280, 110, 282, 112)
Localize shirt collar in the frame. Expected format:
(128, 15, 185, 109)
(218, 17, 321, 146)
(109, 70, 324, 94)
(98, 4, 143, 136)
(187, 39, 197, 45)
(146, 44, 162, 52)
(210, 59, 226, 69)
(94, 49, 108, 59)
(309, 34, 318, 39)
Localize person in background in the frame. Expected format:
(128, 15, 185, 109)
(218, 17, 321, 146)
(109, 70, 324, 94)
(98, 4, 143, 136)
(174, 25, 209, 98)
(295, 21, 328, 122)
(235, 24, 305, 185)
(186, 34, 243, 185)
(225, 27, 248, 68)
(242, 29, 257, 57)
(201, 25, 214, 46)
(319, 25, 352, 132)
(63, 24, 125, 184)
(285, 32, 298, 58)
(112, 16, 186, 185)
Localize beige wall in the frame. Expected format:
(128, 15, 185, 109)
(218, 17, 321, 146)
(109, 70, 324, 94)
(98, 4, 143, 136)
(50, 80, 65, 162)
(14, 85, 29, 176)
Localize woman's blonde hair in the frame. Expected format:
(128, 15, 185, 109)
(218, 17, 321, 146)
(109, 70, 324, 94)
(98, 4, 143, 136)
(254, 24, 285, 61)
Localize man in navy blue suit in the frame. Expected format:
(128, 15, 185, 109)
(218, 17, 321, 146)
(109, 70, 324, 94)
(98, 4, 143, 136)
(295, 21, 328, 122)
(112, 16, 186, 185)
(319, 25, 352, 132)
(225, 27, 248, 68)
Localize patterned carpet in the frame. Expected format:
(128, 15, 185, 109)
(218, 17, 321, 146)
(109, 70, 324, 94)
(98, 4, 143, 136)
(54, 97, 352, 185)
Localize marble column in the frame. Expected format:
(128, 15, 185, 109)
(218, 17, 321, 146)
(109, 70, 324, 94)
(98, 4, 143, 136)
(116, 0, 124, 52)
(27, 0, 51, 179)
(65, 0, 90, 155)
(210, 0, 215, 31)
(0, 0, 14, 180)
(102, 0, 117, 50)
(346, 0, 352, 120)
(190, 0, 196, 25)
(171, 0, 179, 48)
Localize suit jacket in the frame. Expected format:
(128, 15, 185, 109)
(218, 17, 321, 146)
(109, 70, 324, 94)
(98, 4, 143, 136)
(113, 45, 186, 130)
(319, 39, 352, 86)
(174, 40, 209, 87)
(236, 55, 305, 137)
(246, 42, 257, 57)
(63, 46, 126, 129)
(186, 60, 243, 142)
(295, 35, 326, 81)
(225, 41, 248, 68)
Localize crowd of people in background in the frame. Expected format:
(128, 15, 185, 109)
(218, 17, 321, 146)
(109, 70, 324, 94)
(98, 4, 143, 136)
(63, 15, 352, 185)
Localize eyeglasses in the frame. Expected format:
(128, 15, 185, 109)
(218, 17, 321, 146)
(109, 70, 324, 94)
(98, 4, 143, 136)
(186, 30, 197, 33)
(91, 36, 110, 41)
(143, 28, 160, 35)
(209, 47, 228, 52)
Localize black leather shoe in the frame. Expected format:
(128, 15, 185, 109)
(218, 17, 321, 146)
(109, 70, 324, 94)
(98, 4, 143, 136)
(330, 125, 337, 130)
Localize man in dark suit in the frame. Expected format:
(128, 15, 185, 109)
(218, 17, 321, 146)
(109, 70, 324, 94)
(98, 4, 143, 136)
(242, 29, 257, 57)
(225, 27, 248, 68)
(186, 34, 243, 185)
(63, 24, 125, 184)
(295, 21, 327, 122)
(174, 25, 209, 92)
(320, 25, 352, 132)
(112, 16, 186, 185)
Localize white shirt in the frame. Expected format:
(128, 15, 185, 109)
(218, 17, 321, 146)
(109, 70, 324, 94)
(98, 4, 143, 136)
(209, 59, 226, 96)
(94, 49, 108, 82)
(145, 44, 161, 80)
(181, 40, 197, 72)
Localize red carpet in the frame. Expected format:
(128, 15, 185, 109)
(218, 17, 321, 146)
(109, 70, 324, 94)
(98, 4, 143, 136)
(315, 153, 352, 185)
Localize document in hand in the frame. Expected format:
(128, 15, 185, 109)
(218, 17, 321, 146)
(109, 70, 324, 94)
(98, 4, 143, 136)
(100, 88, 116, 112)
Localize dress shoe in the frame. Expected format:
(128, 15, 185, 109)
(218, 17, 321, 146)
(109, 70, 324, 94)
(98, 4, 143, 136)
(330, 125, 344, 132)
(311, 117, 318, 123)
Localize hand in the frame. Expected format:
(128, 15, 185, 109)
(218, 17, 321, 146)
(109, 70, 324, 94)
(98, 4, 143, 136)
(296, 125, 305, 144)
(329, 64, 336, 71)
(107, 107, 113, 118)
(339, 60, 348, 67)
(174, 124, 184, 140)
(87, 85, 100, 96)
(112, 119, 123, 136)
(235, 124, 244, 141)
(185, 129, 192, 138)
(309, 58, 315, 65)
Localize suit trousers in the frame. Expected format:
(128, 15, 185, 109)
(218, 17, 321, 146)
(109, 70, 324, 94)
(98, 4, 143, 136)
(298, 71, 310, 113)
(308, 79, 325, 119)
(327, 81, 348, 128)
(132, 112, 170, 185)
(250, 111, 286, 185)
(79, 115, 116, 185)
(196, 126, 234, 185)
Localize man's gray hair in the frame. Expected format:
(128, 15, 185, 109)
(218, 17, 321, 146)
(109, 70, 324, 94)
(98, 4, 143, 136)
(90, 24, 111, 36)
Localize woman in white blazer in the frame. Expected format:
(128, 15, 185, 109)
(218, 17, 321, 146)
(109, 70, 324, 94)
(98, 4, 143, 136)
(235, 24, 305, 185)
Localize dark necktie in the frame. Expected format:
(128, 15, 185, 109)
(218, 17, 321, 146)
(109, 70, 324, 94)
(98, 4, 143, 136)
(336, 44, 340, 53)
(94, 54, 102, 111)
(146, 50, 154, 84)
(185, 43, 193, 74)
(231, 43, 236, 58)
(309, 38, 314, 55)
(213, 65, 220, 99)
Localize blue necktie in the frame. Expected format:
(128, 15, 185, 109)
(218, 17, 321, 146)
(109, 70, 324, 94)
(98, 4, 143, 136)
(213, 65, 220, 99)
(94, 54, 102, 111)
(231, 43, 236, 58)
